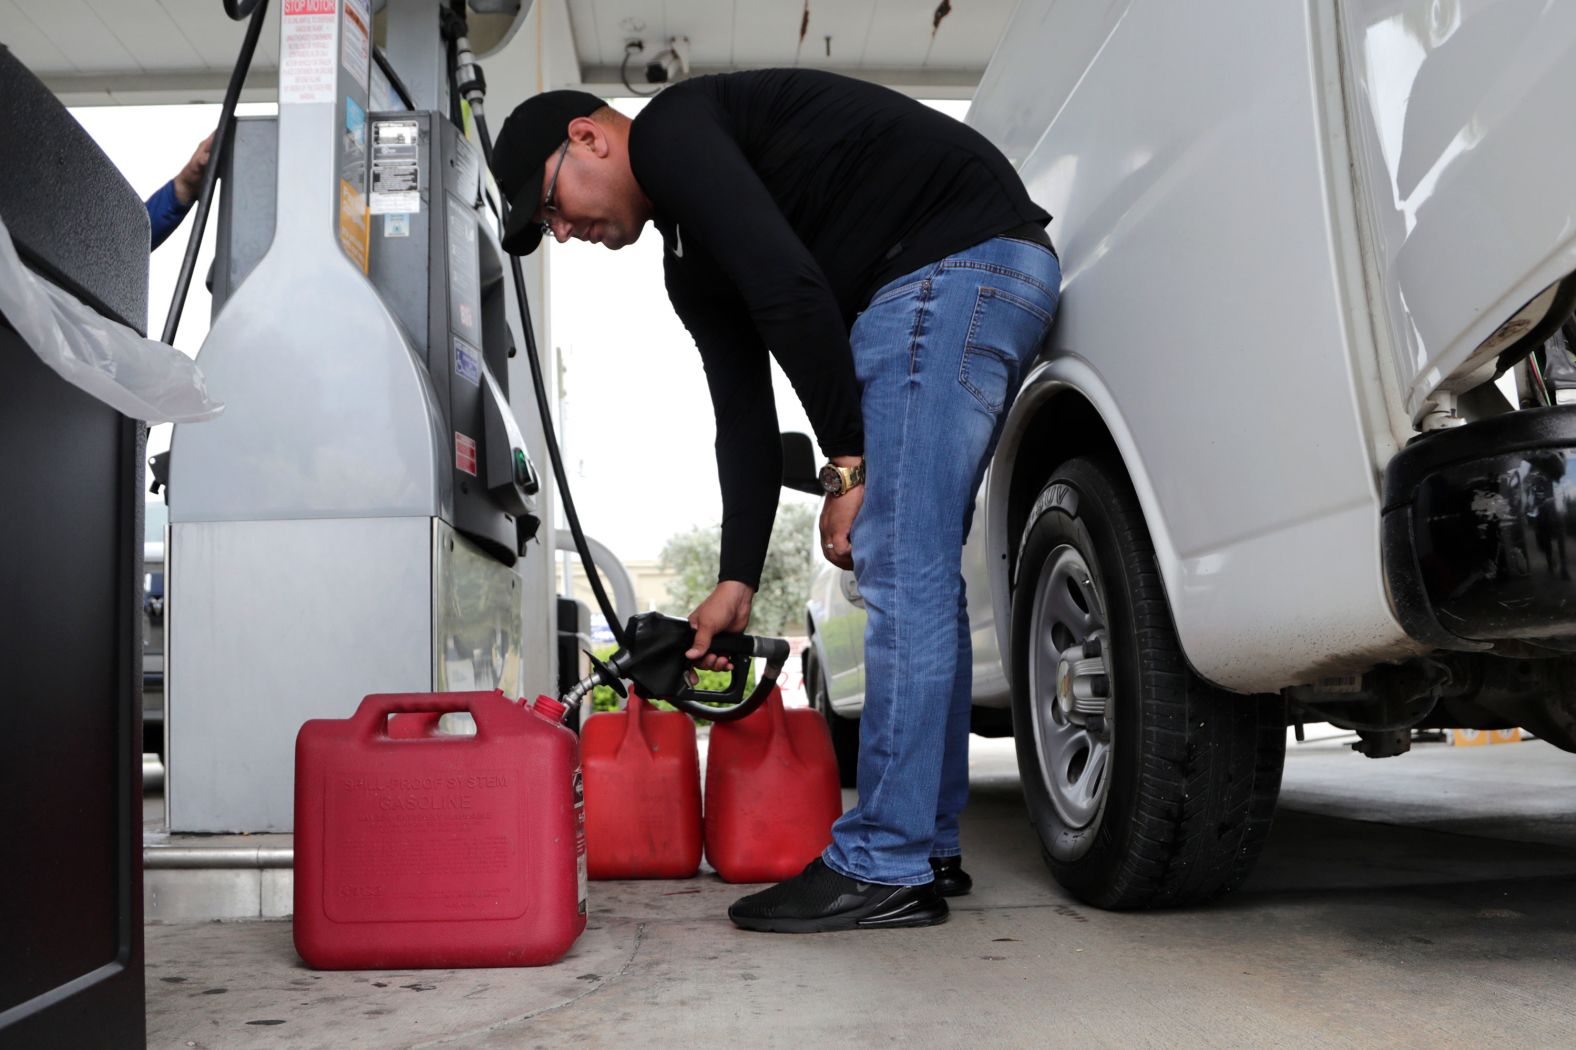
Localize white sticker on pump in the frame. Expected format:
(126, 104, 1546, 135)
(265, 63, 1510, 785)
(280, 0, 339, 105)
(371, 120, 422, 215)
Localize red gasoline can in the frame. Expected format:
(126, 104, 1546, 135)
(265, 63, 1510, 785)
(581, 691, 702, 879)
(703, 686, 845, 883)
(293, 691, 587, 970)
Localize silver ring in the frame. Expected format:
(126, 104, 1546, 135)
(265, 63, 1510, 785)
(825, 542, 835, 550)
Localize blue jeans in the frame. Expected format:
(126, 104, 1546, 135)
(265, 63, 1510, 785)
(822, 236, 1060, 885)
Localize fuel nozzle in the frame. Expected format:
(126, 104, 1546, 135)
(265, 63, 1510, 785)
(557, 612, 792, 724)
(560, 651, 627, 714)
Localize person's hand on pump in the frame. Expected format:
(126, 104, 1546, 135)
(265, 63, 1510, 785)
(173, 133, 216, 207)
(819, 455, 864, 571)
(685, 579, 754, 673)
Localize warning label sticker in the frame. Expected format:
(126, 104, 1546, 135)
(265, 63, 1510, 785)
(341, 0, 371, 93)
(453, 336, 481, 387)
(371, 119, 421, 215)
(338, 178, 370, 273)
(573, 768, 587, 916)
(455, 432, 478, 476)
(281, 0, 339, 105)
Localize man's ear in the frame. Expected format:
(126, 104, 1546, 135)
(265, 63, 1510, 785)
(566, 115, 610, 158)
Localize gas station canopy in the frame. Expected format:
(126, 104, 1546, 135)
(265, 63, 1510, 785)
(3, 0, 1014, 105)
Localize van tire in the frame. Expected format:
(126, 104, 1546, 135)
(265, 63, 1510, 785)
(1010, 456, 1285, 909)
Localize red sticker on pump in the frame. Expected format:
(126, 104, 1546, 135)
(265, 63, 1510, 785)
(455, 432, 478, 476)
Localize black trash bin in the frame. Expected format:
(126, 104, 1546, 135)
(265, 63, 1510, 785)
(0, 43, 151, 1049)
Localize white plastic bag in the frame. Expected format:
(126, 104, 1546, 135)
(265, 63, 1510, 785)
(0, 212, 222, 423)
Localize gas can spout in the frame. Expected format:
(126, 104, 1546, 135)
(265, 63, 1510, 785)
(557, 612, 791, 724)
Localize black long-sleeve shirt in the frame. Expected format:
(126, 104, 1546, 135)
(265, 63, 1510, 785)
(627, 69, 1051, 587)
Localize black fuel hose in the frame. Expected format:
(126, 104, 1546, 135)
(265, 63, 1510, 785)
(161, 0, 268, 345)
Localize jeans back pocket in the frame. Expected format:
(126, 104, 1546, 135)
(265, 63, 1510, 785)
(960, 286, 1053, 413)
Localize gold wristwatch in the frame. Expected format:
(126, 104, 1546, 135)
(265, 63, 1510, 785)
(818, 459, 866, 496)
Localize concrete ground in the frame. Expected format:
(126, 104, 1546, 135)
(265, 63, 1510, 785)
(146, 735, 1576, 1050)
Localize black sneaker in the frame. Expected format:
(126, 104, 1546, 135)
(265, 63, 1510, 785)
(929, 855, 973, 897)
(728, 859, 949, 933)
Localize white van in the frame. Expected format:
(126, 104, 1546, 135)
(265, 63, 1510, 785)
(793, 0, 1576, 910)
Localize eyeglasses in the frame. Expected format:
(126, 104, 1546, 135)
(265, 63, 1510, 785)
(539, 140, 570, 239)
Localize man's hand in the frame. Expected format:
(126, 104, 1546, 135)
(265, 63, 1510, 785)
(686, 580, 755, 672)
(173, 133, 216, 207)
(819, 457, 865, 570)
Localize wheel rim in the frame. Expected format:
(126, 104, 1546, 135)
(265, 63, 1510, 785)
(1027, 545, 1114, 831)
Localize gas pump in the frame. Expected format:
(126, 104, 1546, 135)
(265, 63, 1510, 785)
(166, 0, 546, 832)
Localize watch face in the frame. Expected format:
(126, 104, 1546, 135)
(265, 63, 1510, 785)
(819, 464, 842, 494)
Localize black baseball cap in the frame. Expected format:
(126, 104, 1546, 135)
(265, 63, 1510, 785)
(491, 89, 607, 255)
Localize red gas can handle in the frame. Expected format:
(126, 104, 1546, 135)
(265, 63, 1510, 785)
(352, 691, 510, 740)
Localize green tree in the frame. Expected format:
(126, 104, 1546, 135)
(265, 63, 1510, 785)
(659, 497, 819, 638)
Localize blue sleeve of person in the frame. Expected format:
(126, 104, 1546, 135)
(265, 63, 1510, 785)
(145, 179, 193, 251)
